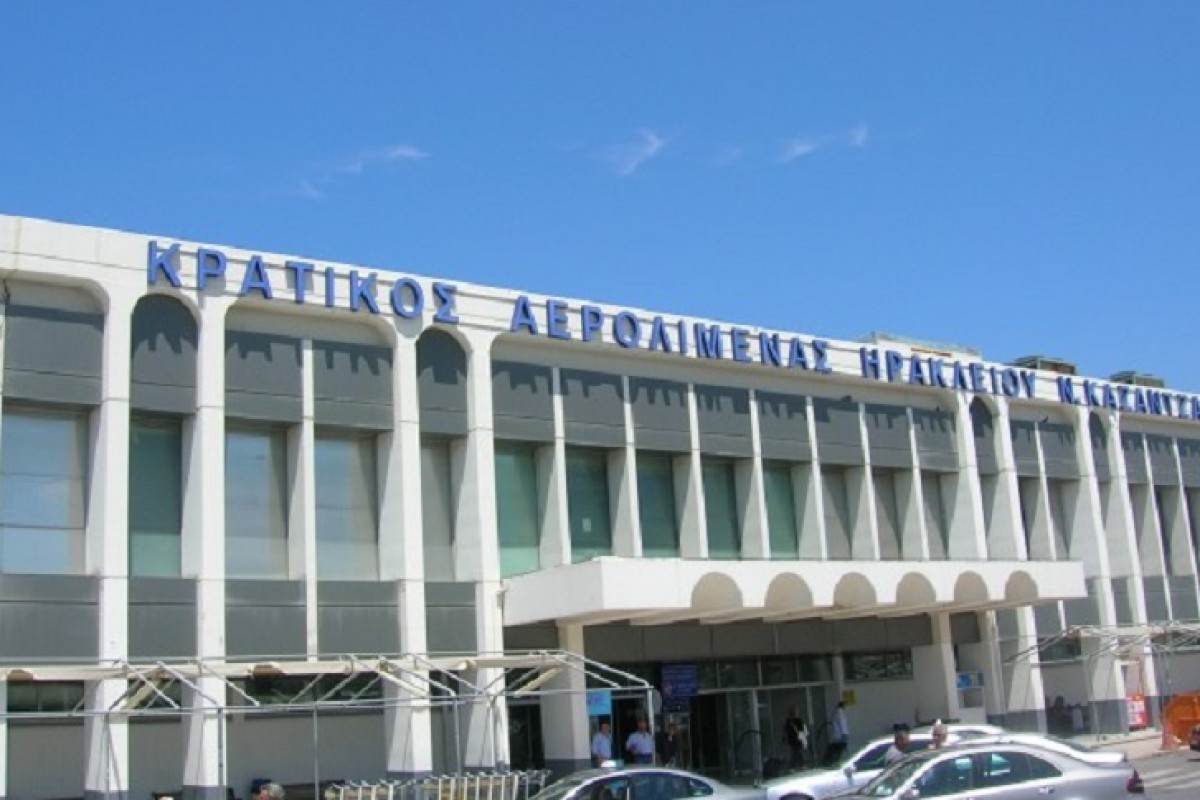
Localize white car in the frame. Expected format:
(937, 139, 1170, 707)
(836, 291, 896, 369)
(964, 732, 1127, 767)
(760, 729, 981, 800)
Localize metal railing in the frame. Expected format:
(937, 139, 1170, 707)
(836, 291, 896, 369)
(333, 770, 552, 800)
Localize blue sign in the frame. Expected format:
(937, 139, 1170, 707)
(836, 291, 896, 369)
(586, 689, 612, 717)
(660, 663, 698, 705)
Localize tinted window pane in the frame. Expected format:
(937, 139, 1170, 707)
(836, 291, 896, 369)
(129, 418, 183, 576)
(422, 440, 455, 580)
(0, 409, 88, 574)
(764, 462, 798, 558)
(225, 428, 288, 578)
(703, 458, 741, 558)
(315, 433, 379, 579)
(638, 453, 678, 557)
(567, 447, 612, 562)
(495, 443, 540, 576)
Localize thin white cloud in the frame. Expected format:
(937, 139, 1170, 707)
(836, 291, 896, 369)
(297, 142, 428, 200)
(715, 145, 745, 166)
(604, 129, 666, 176)
(849, 123, 869, 148)
(779, 137, 823, 163)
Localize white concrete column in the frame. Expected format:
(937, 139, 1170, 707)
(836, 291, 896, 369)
(0, 682, 7, 800)
(742, 389, 770, 560)
(848, 403, 880, 560)
(680, 383, 708, 559)
(294, 339, 318, 655)
(911, 613, 961, 725)
(454, 329, 509, 770)
(961, 612, 1007, 725)
(541, 624, 593, 775)
(85, 289, 136, 800)
(612, 375, 641, 557)
(945, 394, 988, 559)
(182, 295, 231, 800)
(382, 332, 433, 778)
(987, 399, 1028, 560)
(540, 367, 571, 567)
(1026, 419, 1059, 562)
(801, 397, 829, 561)
(1065, 406, 1127, 733)
(900, 409, 930, 561)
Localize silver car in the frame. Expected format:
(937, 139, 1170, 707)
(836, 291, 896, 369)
(839, 740, 1145, 799)
(531, 767, 762, 800)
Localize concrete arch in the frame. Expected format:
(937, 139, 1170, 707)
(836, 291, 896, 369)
(417, 327, 468, 387)
(895, 572, 938, 606)
(142, 286, 202, 323)
(953, 571, 991, 605)
(763, 573, 815, 613)
(1005, 570, 1040, 604)
(833, 572, 877, 609)
(690, 572, 744, 612)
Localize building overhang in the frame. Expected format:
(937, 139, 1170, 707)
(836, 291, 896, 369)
(501, 557, 1085, 627)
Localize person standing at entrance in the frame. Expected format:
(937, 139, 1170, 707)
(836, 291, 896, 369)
(625, 719, 655, 764)
(823, 701, 850, 766)
(783, 707, 809, 769)
(656, 722, 679, 767)
(592, 719, 613, 766)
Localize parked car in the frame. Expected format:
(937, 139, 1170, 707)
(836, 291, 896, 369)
(531, 766, 762, 800)
(760, 728, 981, 800)
(967, 732, 1128, 767)
(835, 739, 1144, 799)
(910, 722, 1006, 737)
(1190, 723, 1200, 751)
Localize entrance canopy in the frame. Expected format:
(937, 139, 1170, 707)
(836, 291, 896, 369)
(502, 557, 1085, 627)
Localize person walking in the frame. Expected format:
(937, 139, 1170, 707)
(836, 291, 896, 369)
(655, 722, 680, 767)
(822, 701, 850, 766)
(783, 707, 809, 769)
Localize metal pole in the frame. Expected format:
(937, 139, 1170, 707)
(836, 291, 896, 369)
(454, 702, 464, 774)
(313, 705, 322, 800)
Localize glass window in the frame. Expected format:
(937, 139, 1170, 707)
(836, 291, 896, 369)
(422, 439, 455, 580)
(315, 433, 379, 579)
(225, 427, 289, 578)
(129, 417, 183, 577)
(496, 442, 541, 576)
(845, 651, 913, 682)
(764, 462, 799, 559)
(916, 756, 974, 797)
(762, 657, 798, 686)
(7, 680, 85, 713)
(567, 447, 612, 562)
(638, 453, 679, 557)
(0, 408, 88, 574)
(702, 458, 741, 559)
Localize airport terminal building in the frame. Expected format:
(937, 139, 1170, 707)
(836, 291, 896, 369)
(1, 214, 1199, 799)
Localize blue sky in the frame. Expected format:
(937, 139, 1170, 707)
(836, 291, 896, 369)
(2, 3, 1197, 389)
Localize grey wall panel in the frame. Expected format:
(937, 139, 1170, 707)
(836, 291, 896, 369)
(971, 403, 999, 476)
(1146, 435, 1178, 486)
(225, 580, 306, 658)
(504, 624, 559, 650)
(1063, 595, 1099, 627)
(0, 575, 98, 660)
(864, 404, 911, 470)
(1033, 603, 1063, 637)
(757, 392, 812, 462)
(1111, 578, 1133, 626)
(710, 623, 772, 657)
(776, 620, 835, 654)
(1180, 439, 1200, 488)
(493, 362, 554, 442)
(1090, 418, 1112, 484)
(631, 378, 691, 452)
(835, 619, 887, 651)
(313, 341, 392, 430)
(319, 605, 400, 655)
(1143, 577, 1169, 622)
(1122, 432, 1148, 485)
(913, 408, 957, 473)
(425, 582, 475, 606)
(1039, 423, 1079, 480)
(1169, 576, 1199, 621)
(225, 331, 302, 422)
(128, 578, 196, 660)
(425, 607, 477, 653)
(418, 331, 468, 436)
(131, 296, 198, 414)
(561, 369, 625, 447)
(584, 625, 645, 663)
(949, 613, 981, 645)
(642, 624, 713, 661)
(695, 385, 752, 457)
(4, 305, 103, 405)
(883, 616, 934, 647)
(812, 398, 863, 466)
(1010, 421, 1040, 477)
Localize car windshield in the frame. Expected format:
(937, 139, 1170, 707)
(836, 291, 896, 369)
(852, 757, 930, 797)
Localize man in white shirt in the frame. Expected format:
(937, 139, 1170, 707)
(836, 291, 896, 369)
(592, 720, 613, 766)
(823, 701, 851, 765)
(625, 719, 655, 764)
